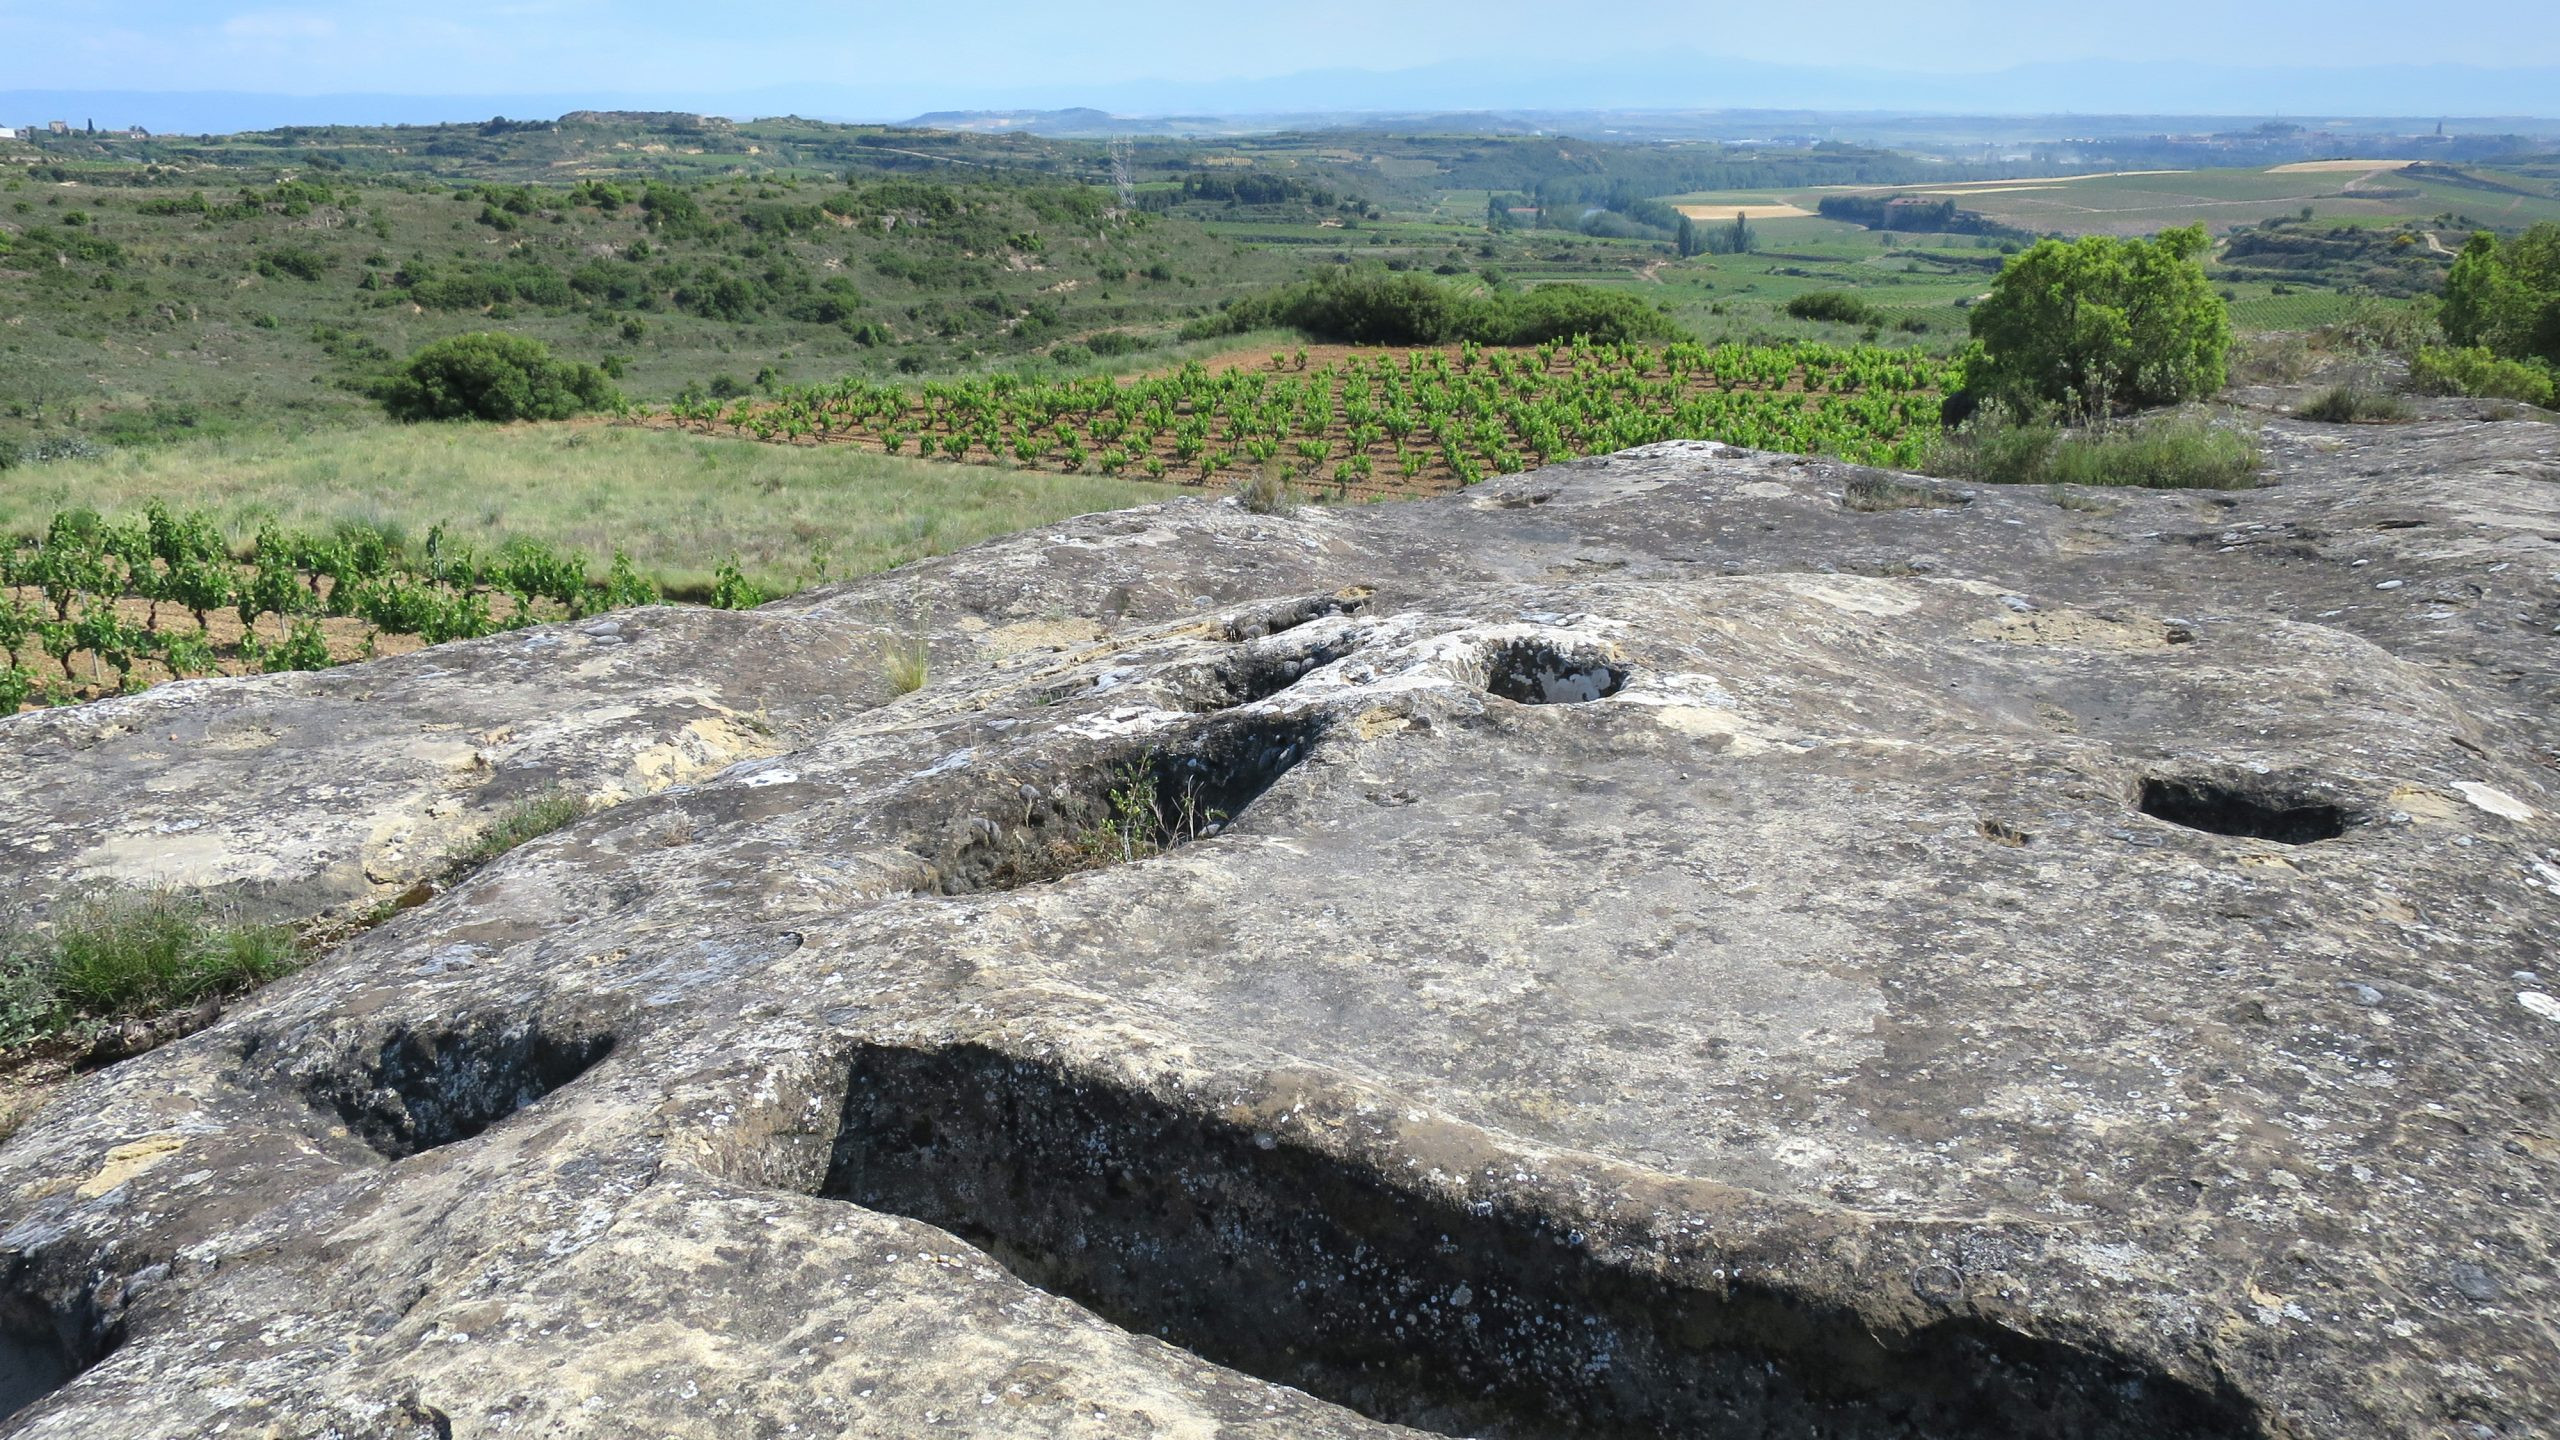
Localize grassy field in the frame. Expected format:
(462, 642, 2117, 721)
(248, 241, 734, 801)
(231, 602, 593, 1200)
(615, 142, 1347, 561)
(1, 423, 1175, 594)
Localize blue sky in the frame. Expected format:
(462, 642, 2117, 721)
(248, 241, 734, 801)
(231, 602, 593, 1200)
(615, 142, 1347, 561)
(2, 0, 2554, 98)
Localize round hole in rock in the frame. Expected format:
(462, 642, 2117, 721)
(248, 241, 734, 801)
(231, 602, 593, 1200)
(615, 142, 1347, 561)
(1481, 640, 1628, 706)
(297, 1019, 616, 1160)
(2137, 776, 2349, 845)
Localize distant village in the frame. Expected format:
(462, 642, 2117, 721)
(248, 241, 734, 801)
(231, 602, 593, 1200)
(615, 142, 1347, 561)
(0, 120, 153, 142)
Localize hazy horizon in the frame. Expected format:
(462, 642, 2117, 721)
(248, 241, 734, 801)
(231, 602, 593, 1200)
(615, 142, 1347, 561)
(4, 0, 2559, 131)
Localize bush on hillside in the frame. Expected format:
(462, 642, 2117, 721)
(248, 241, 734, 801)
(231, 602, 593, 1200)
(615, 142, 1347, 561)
(1967, 225, 2230, 416)
(1193, 270, 1680, 347)
(254, 246, 332, 282)
(1785, 291, 1880, 326)
(375, 332, 620, 423)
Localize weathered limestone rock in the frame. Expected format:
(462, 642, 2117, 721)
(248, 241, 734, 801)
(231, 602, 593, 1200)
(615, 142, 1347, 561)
(1, 415, 2555, 1438)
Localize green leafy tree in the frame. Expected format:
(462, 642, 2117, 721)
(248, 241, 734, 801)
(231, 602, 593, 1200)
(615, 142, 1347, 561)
(375, 332, 620, 423)
(1967, 224, 2229, 416)
(2440, 226, 2560, 368)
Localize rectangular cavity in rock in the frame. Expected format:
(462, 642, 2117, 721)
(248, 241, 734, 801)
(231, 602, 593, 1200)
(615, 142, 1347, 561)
(817, 1042, 2263, 1440)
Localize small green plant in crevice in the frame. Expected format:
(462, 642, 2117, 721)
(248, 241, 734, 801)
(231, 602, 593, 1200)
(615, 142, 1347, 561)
(1069, 756, 1222, 869)
(0, 889, 300, 1051)
(450, 790, 593, 871)
(2296, 387, 2410, 424)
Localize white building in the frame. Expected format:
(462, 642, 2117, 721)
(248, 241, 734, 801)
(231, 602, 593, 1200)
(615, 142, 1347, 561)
(0, 127, 19, 141)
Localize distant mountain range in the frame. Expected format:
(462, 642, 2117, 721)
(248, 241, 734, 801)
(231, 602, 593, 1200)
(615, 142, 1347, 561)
(8, 56, 2559, 137)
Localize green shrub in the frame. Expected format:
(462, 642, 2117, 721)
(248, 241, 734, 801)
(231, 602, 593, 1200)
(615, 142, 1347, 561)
(2296, 387, 2411, 423)
(2440, 226, 2560, 367)
(1786, 291, 1880, 326)
(375, 332, 620, 423)
(2409, 346, 2555, 407)
(254, 246, 332, 282)
(709, 556, 766, 610)
(1968, 225, 2230, 415)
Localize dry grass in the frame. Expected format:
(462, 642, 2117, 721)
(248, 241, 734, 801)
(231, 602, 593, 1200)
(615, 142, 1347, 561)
(1, 422, 1175, 595)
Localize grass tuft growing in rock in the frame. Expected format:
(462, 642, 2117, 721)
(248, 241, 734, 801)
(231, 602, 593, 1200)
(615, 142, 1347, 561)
(2297, 387, 2411, 424)
(882, 634, 931, 697)
(1230, 464, 1304, 516)
(452, 790, 594, 870)
(1926, 414, 2259, 490)
(0, 889, 300, 1051)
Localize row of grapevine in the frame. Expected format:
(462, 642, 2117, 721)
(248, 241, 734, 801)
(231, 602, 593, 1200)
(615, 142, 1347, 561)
(647, 338, 1964, 497)
(2, 504, 754, 713)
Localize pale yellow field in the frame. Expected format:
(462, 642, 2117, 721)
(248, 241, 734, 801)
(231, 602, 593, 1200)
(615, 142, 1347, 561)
(2267, 159, 2416, 173)
(1673, 203, 1815, 220)
(1811, 169, 2191, 193)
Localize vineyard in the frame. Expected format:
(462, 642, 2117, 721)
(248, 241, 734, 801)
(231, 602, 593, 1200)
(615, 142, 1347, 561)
(0, 504, 766, 713)
(650, 340, 1965, 499)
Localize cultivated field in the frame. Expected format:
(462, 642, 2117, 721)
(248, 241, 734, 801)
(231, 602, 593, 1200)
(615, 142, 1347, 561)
(1669, 162, 2560, 237)
(655, 339, 1962, 499)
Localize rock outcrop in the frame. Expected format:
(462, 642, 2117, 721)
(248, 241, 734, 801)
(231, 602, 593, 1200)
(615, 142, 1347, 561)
(1, 416, 2556, 1438)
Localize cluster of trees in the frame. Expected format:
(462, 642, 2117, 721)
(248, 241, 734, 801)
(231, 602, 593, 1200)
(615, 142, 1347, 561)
(1192, 270, 1681, 347)
(1676, 212, 1756, 257)
(1153, 172, 1347, 209)
(1810, 194, 2029, 242)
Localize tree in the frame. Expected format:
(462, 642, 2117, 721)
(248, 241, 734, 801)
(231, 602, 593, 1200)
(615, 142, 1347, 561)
(1966, 224, 2229, 416)
(1676, 215, 1702, 258)
(1728, 211, 1755, 256)
(375, 332, 620, 423)
(2440, 226, 2560, 367)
